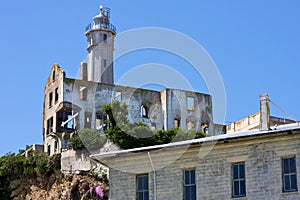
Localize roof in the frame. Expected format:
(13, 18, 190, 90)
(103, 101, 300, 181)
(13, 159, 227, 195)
(90, 122, 300, 160)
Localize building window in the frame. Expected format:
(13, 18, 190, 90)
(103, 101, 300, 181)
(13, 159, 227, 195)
(47, 145, 51, 156)
(80, 86, 87, 100)
(114, 91, 122, 102)
(85, 112, 92, 129)
(52, 70, 56, 81)
(49, 92, 53, 107)
(103, 59, 107, 69)
(232, 163, 246, 198)
(282, 157, 298, 192)
(183, 169, 196, 200)
(46, 117, 54, 135)
(96, 112, 108, 131)
(201, 123, 209, 134)
(103, 33, 107, 44)
(140, 105, 148, 118)
(136, 174, 149, 200)
(174, 119, 180, 128)
(187, 97, 195, 111)
(54, 141, 58, 152)
(174, 114, 181, 128)
(55, 88, 59, 103)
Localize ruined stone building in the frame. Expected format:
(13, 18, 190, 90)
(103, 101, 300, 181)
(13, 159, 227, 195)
(43, 6, 215, 156)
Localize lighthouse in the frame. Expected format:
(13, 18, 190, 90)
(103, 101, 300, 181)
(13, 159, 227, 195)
(84, 5, 116, 84)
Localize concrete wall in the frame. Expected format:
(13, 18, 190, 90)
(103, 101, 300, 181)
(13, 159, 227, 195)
(61, 149, 107, 174)
(164, 89, 213, 133)
(106, 131, 300, 200)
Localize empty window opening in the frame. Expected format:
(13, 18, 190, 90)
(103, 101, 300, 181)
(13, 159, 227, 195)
(187, 121, 195, 130)
(56, 110, 78, 133)
(47, 145, 51, 156)
(80, 86, 87, 100)
(55, 88, 59, 102)
(174, 114, 181, 128)
(85, 112, 93, 129)
(201, 123, 209, 134)
(54, 141, 58, 152)
(114, 91, 122, 102)
(140, 105, 148, 118)
(49, 92, 53, 107)
(96, 112, 108, 131)
(103, 34, 107, 44)
(187, 97, 195, 111)
(47, 117, 54, 135)
(52, 70, 56, 81)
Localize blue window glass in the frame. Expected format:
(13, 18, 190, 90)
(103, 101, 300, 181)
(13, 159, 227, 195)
(137, 174, 149, 200)
(184, 169, 196, 200)
(282, 157, 298, 192)
(232, 163, 246, 198)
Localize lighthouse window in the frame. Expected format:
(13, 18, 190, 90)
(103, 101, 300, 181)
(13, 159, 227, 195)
(103, 34, 107, 44)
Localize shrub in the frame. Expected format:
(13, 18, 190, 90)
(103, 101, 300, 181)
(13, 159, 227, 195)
(70, 135, 85, 150)
(78, 129, 107, 152)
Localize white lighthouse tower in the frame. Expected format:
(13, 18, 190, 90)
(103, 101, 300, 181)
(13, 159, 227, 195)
(84, 5, 116, 84)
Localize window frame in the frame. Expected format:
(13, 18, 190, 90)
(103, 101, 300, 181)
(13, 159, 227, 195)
(136, 174, 149, 200)
(232, 162, 246, 198)
(183, 169, 197, 200)
(282, 156, 298, 193)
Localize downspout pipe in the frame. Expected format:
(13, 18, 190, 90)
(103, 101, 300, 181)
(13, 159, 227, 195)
(148, 152, 156, 200)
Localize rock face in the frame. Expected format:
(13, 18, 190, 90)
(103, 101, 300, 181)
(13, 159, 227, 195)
(9, 173, 108, 200)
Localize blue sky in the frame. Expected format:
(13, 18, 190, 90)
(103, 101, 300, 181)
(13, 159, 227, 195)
(0, 0, 300, 155)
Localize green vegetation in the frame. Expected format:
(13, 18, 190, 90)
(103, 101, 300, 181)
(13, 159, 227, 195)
(0, 151, 61, 199)
(102, 101, 206, 149)
(71, 129, 107, 152)
(0, 152, 61, 179)
(69, 100, 206, 151)
(70, 135, 85, 150)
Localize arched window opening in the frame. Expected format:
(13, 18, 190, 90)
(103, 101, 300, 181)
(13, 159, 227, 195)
(140, 105, 148, 118)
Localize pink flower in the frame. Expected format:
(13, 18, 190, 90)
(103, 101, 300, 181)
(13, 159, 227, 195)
(90, 186, 94, 196)
(95, 185, 104, 200)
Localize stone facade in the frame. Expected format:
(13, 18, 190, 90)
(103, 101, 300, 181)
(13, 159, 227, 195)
(91, 124, 300, 200)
